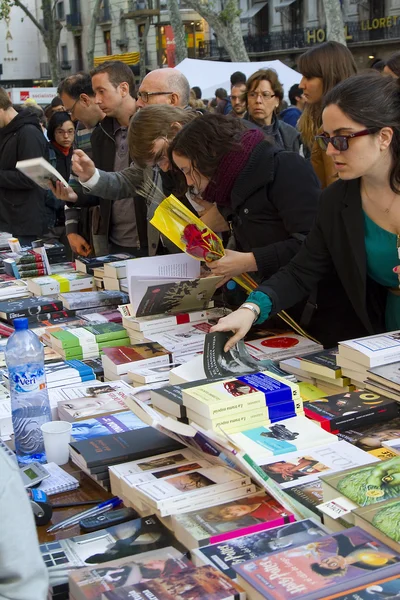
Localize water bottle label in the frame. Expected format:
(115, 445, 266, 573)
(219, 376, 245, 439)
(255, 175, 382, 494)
(10, 367, 46, 394)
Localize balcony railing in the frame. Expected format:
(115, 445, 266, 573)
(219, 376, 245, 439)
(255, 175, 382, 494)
(201, 20, 400, 59)
(66, 13, 82, 29)
(40, 60, 82, 80)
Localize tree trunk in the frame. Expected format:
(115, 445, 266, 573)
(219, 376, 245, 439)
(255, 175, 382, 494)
(139, 37, 147, 82)
(87, 0, 102, 70)
(166, 0, 187, 64)
(322, 0, 346, 45)
(184, 0, 249, 61)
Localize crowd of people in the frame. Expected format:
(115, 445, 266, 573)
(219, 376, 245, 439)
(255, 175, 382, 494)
(0, 43, 399, 352)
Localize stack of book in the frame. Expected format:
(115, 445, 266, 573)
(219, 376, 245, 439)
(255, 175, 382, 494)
(338, 416, 400, 460)
(336, 330, 400, 388)
(80, 309, 122, 324)
(244, 331, 323, 362)
(43, 241, 69, 264)
(75, 252, 134, 276)
(48, 323, 130, 360)
(178, 371, 302, 434)
(102, 257, 137, 292)
(2, 250, 47, 278)
(101, 343, 172, 381)
(59, 290, 129, 312)
(0, 278, 29, 301)
(27, 272, 94, 296)
(1, 357, 96, 391)
(0, 296, 65, 324)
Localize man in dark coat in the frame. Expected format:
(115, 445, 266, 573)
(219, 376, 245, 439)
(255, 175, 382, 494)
(0, 87, 48, 244)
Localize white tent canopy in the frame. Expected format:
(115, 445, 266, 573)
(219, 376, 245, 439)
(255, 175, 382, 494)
(174, 58, 301, 101)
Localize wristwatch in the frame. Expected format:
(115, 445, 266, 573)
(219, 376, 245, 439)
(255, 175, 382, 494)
(240, 302, 260, 322)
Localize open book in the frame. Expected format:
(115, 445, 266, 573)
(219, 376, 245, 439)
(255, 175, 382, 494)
(16, 157, 69, 189)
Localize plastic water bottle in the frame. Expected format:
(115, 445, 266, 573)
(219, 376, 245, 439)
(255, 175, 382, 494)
(6, 317, 52, 464)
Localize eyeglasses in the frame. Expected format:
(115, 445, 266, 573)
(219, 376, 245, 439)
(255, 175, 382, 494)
(248, 92, 276, 100)
(315, 128, 378, 151)
(137, 91, 173, 103)
(66, 97, 79, 116)
(55, 128, 75, 137)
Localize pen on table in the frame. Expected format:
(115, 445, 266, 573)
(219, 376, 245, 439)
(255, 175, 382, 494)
(46, 497, 122, 533)
(51, 500, 103, 509)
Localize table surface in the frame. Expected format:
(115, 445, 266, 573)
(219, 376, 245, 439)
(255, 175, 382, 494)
(37, 462, 113, 544)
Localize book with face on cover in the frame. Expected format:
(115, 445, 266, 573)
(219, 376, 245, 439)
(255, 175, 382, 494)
(55, 380, 135, 421)
(191, 518, 328, 580)
(170, 493, 296, 550)
(100, 565, 246, 600)
(233, 527, 400, 600)
(68, 547, 191, 600)
(338, 417, 400, 458)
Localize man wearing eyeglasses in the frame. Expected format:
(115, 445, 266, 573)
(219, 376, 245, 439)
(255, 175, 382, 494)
(136, 68, 190, 109)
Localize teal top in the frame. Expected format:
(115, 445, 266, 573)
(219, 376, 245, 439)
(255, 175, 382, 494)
(364, 211, 400, 331)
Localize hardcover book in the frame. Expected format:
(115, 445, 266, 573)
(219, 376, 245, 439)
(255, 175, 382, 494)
(68, 547, 191, 600)
(321, 455, 400, 508)
(303, 389, 399, 433)
(233, 527, 400, 600)
(0, 296, 63, 321)
(354, 498, 400, 549)
(192, 518, 328, 580)
(171, 493, 295, 549)
(100, 565, 246, 600)
(69, 426, 183, 469)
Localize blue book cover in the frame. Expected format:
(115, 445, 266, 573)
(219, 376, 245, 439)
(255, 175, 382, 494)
(66, 359, 95, 378)
(237, 372, 293, 404)
(71, 410, 147, 441)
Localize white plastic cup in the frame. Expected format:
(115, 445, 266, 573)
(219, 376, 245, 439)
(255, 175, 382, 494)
(40, 421, 72, 466)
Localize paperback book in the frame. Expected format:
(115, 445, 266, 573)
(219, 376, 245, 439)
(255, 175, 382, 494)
(27, 273, 94, 296)
(233, 527, 400, 600)
(55, 381, 133, 422)
(354, 497, 400, 549)
(76, 253, 134, 275)
(245, 332, 323, 362)
(338, 331, 400, 368)
(60, 291, 129, 310)
(192, 518, 328, 580)
(337, 417, 400, 458)
(0, 296, 63, 321)
(71, 410, 147, 441)
(102, 344, 172, 377)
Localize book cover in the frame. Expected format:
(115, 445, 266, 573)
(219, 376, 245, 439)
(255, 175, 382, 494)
(69, 426, 183, 468)
(304, 390, 399, 433)
(321, 456, 400, 508)
(337, 417, 400, 455)
(124, 307, 227, 333)
(233, 527, 400, 600)
(186, 406, 269, 434)
(322, 573, 400, 600)
(128, 362, 180, 384)
(339, 331, 400, 368)
(68, 547, 190, 600)
(82, 310, 123, 324)
(135, 277, 222, 317)
(102, 344, 171, 375)
(16, 156, 69, 188)
(355, 498, 400, 546)
(40, 516, 181, 587)
(299, 348, 341, 378)
(367, 361, 400, 393)
(148, 322, 212, 352)
(60, 291, 129, 310)
(230, 416, 338, 460)
(104, 259, 136, 279)
(193, 519, 328, 580)
(0, 296, 63, 320)
(257, 441, 378, 490)
(245, 333, 323, 362)
(27, 273, 94, 295)
(101, 565, 245, 600)
(55, 381, 133, 421)
(71, 410, 147, 441)
(285, 481, 324, 514)
(203, 332, 260, 379)
(82, 323, 128, 343)
(172, 493, 295, 548)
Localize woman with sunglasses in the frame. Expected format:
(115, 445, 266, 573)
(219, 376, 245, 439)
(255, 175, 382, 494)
(298, 41, 357, 188)
(211, 71, 400, 351)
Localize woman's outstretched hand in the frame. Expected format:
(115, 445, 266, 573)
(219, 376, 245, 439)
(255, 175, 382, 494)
(210, 307, 257, 352)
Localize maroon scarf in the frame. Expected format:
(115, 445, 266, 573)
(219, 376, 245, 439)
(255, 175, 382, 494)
(203, 128, 264, 207)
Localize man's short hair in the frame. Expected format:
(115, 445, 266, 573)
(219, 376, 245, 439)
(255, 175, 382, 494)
(0, 88, 12, 110)
(230, 71, 246, 86)
(90, 60, 136, 96)
(191, 86, 202, 99)
(58, 72, 95, 99)
(215, 87, 228, 100)
(288, 83, 303, 106)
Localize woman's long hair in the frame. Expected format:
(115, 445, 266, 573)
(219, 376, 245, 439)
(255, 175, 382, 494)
(297, 41, 357, 148)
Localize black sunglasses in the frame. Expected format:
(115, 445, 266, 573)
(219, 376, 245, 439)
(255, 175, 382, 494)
(315, 128, 378, 152)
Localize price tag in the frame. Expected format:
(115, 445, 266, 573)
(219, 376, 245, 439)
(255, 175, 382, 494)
(317, 496, 357, 520)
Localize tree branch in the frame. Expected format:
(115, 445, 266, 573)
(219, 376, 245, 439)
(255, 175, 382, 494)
(13, 0, 44, 34)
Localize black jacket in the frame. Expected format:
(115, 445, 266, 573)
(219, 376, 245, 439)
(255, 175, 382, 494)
(218, 141, 320, 279)
(84, 117, 148, 249)
(0, 109, 48, 236)
(258, 178, 387, 344)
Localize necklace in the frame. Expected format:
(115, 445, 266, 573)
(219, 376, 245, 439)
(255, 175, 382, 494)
(362, 182, 398, 214)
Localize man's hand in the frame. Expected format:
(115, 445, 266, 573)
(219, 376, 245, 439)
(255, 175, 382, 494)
(67, 233, 92, 257)
(210, 307, 257, 352)
(71, 150, 96, 182)
(208, 250, 257, 287)
(48, 181, 78, 203)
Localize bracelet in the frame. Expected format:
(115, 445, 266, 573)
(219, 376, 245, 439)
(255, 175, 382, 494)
(239, 302, 260, 323)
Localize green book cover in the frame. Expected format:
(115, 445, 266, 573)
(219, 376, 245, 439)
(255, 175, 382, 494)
(51, 329, 82, 349)
(99, 338, 130, 350)
(83, 323, 128, 343)
(356, 498, 400, 544)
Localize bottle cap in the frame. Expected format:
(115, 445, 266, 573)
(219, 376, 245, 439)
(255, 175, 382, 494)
(13, 317, 28, 330)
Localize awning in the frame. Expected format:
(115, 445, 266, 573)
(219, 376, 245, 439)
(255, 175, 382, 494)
(241, 2, 267, 20)
(93, 52, 140, 66)
(275, 0, 296, 11)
